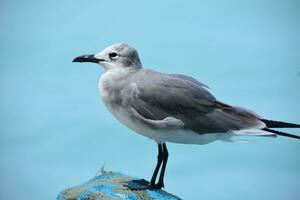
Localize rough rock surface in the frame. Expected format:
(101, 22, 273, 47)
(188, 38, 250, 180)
(57, 171, 181, 200)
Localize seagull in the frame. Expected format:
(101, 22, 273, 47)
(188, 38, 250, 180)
(73, 43, 300, 190)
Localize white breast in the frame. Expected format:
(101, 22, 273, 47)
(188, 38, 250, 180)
(98, 68, 150, 136)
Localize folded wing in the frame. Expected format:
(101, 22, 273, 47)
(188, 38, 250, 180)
(125, 69, 265, 134)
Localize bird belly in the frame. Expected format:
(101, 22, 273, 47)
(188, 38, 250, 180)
(99, 75, 219, 145)
(102, 97, 219, 145)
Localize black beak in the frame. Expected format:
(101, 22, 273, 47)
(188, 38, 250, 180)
(72, 55, 105, 63)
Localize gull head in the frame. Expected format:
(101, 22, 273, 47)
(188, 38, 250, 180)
(73, 43, 142, 70)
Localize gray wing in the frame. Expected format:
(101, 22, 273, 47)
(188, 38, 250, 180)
(127, 69, 265, 134)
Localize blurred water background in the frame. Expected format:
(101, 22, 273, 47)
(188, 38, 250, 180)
(1, 0, 300, 199)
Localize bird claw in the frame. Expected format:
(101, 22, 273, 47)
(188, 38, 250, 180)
(131, 179, 150, 185)
(125, 184, 152, 190)
(124, 179, 163, 190)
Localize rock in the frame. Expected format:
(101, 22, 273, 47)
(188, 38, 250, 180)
(57, 171, 181, 200)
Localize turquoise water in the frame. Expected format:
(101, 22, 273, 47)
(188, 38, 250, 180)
(1, 0, 300, 199)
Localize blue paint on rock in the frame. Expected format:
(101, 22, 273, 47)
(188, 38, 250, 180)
(57, 172, 181, 200)
(126, 193, 140, 200)
(147, 190, 180, 200)
(56, 192, 66, 200)
(77, 191, 94, 200)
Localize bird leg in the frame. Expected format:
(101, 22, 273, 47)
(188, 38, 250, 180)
(150, 144, 163, 187)
(126, 144, 169, 190)
(152, 143, 168, 189)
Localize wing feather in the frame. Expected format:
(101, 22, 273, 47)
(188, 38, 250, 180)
(126, 69, 265, 134)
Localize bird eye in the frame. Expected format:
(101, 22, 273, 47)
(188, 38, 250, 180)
(109, 52, 118, 58)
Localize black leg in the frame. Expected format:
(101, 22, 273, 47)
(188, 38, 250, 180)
(150, 144, 163, 186)
(125, 143, 168, 190)
(125, 143, 164, 190)
(154, 143, 168, 189)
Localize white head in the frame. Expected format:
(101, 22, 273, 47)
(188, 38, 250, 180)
(73, 43, 142, 70)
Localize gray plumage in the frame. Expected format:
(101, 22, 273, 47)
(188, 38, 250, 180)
(73, 43, 300, 144)
(112, 68, 264, 134)
(73, 43, 300, 191)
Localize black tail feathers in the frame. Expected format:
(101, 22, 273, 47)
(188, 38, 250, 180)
(261, 119, 300, 128)
(261, 119, 300, 139)
(262, 128, 300, 139)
